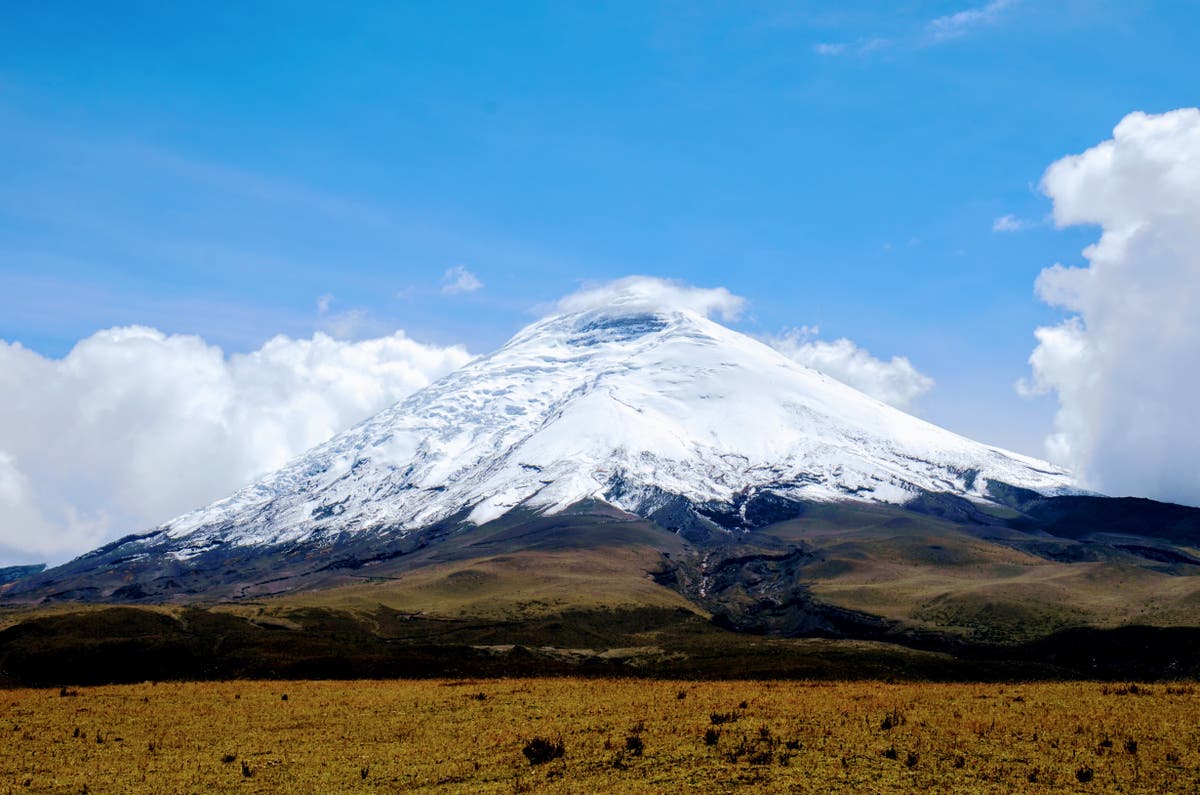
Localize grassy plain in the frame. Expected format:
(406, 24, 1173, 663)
(2, 678, 1198, 793)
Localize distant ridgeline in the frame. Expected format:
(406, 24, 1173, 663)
(0, 565, 45, 587)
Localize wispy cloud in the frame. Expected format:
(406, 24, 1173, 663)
(815, 1, 1018, 57)
(441, 265, 484, 295)
(814, 37, 890, 57)
(926, 0, 1017, 43)
(814, 42, 848, 56)
(992, 213, 1030, 232)
(315, 293, 380, 339)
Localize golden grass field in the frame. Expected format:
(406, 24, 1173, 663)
(3, 678, 1199, 793)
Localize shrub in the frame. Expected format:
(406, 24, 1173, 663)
(522, 736, 565, 766)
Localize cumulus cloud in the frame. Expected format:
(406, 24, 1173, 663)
(1023, 108, 1200, 504)
(0, 328, 472, 562)
(926, 0, 1016, 43)
(441, 265, 484, 295)
(553, 275, 746, 321)
(554, 278, 928, 409)
(764, 327, 934, 412)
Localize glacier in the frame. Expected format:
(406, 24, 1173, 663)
(146, 302, 1075, 559)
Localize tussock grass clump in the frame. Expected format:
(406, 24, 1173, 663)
(880, 707, 906, 731)
(521, 735, 564, 766)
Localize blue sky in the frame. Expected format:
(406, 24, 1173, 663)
(2, 0, 1198, 459)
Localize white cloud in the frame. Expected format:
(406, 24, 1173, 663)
(813, 37, 889, 57)
(441, 265, 484, 295)
(764, 327, 934, 412)
(554, 278, 930, 409)
(817, 2, 1013, 58)
(992, 213, 1029, 232)
(926, 0, 1016, 43)
(814, 42, 847, 56)
(315, 294, 382, 339)
(553, 275, 746, 321)
(1023, 108, 1200, 505)
(0, 328, 472, 562)
(319, 307, 377, 339)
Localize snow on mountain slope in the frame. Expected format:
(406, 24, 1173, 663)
(154, 304, 1074, 557)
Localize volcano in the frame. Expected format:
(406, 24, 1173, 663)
(5, 295, 1200, 683)
(68, 301, 1073, 557)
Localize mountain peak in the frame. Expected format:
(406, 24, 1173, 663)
(146, 306, 1074, 559)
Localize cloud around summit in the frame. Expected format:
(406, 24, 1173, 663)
(552, 276, 746, 321)
(765, 328, 934, 413)
(553, 277, 935, 413)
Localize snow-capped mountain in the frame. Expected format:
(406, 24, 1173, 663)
(146, 302, 1074, 559)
